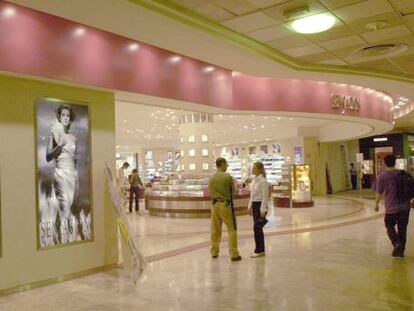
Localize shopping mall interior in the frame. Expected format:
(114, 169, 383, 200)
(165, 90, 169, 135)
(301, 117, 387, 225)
(1, 0, 414, 310)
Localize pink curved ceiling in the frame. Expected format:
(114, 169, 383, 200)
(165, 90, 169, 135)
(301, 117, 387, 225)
(0, 1, 393, 123)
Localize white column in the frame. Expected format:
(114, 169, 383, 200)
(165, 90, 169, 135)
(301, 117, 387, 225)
(178, 113, 214, 175)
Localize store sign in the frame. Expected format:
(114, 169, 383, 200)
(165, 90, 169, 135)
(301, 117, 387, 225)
(331, 94, 360, 112)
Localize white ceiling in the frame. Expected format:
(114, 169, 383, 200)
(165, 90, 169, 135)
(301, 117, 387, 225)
(166, 0, 414, 76)
(116, 101, 377, 151)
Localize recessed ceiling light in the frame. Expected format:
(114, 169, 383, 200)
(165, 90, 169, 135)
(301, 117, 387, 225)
(168, 56, 181, 64)
(128, 43, 139, 51)
(203, 66, 214, 73)
(291, 13, 336, 34)
(74, 27, 86, 37)
(2, 6, 16, 18)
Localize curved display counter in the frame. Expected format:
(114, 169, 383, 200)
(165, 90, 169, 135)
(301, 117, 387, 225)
(145, 194, 250, 218)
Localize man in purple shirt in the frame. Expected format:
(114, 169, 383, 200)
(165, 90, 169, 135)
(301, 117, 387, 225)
(374, 154, 411, 257)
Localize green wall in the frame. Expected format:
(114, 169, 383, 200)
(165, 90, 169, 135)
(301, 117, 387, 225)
(0, 75, 118, 292)
(304, 137, 359, 195)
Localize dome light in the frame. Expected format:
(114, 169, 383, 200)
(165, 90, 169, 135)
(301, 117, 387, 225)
(291, 13, 336, 34)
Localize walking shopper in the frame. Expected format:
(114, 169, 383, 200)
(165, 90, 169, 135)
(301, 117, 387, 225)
(248, 162, 269, 258)
(209, 157, 241, 261)
(129, 169, 144, 213)
(374, 154, 413, 257)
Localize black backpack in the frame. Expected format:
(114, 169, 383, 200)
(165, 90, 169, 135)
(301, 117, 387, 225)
(396, 170, 414, 204)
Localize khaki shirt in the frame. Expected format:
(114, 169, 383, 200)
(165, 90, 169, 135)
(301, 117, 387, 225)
(209, 171, 236, 200)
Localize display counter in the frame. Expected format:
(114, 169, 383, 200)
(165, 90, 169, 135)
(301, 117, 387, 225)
(145, 193, 250, 218)
(144, 176, 250, 217)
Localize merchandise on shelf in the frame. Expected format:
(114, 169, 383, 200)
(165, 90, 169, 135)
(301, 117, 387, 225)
(227, 157, 242, 181)
(247, 154, 286, 184)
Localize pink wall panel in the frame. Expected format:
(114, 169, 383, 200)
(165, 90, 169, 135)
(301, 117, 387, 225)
(0, 1, 393, 123)
(232, 74, 393, 122)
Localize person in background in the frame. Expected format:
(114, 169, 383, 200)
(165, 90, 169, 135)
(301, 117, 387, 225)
(349, 163, 358, 190)
(208, 157, 241, 262)
(374, 154, 411, 258)
(129, 168, 144, 213)
(117, 162, 130, 200)
(248, 162, 269, 258)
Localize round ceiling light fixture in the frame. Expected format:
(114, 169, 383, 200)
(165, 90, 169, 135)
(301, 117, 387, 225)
(291, 13, 336, 34)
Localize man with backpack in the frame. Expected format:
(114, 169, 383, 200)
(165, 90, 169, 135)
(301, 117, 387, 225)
(374, 154, 414, 258)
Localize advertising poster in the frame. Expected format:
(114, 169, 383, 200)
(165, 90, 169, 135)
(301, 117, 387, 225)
(294, 145, 303, 164)
(36, 98, 92, 249)
(260, 145, 268, 154)
(273, 144, 281, 154)
(249, 146, 256, 155)
(232, 146, 239, 157)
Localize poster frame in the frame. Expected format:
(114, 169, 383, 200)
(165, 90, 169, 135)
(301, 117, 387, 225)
(34, 97, 94, 251)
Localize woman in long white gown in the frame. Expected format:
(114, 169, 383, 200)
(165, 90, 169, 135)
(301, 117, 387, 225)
(46, 104, 79, 243)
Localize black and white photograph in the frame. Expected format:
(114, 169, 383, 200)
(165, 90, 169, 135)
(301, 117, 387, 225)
(273, 144, 281, 154)
(36, 98, 92, 249)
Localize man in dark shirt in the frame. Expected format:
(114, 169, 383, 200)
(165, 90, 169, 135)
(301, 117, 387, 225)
(374, 154, 411, 257)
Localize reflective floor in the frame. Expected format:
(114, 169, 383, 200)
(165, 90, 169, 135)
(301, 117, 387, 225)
(1, 192, 413, 311)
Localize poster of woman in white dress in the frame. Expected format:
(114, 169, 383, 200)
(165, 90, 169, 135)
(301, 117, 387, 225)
(36, 98, 92, 248)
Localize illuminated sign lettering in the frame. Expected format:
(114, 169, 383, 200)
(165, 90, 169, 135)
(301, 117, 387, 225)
(331, 94, 360, 112)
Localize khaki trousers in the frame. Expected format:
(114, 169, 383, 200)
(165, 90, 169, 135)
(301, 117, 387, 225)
(210, 201, 239, 258)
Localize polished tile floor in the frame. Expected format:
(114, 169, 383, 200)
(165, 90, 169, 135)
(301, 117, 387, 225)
(1, 192, 413, 311)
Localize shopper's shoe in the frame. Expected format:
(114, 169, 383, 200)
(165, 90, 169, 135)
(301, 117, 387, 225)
(231, 256, 242, 262)
(395, 246, 405, 258)
(212, 254, 218, 259)
(250, 252, 265, 258)
(392, 243, 402, 257)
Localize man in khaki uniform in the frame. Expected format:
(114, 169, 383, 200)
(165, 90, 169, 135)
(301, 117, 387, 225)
(209, 157, 241, 261)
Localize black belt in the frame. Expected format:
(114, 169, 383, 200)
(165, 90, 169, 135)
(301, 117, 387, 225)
(212, 198, 230, 204)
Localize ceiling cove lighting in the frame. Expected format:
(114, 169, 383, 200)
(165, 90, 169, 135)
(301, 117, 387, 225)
(291, 13, 336, 34)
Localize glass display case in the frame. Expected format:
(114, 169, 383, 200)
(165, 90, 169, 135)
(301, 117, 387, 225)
(144, 151, 155, 182)
(362, 160, 374, 174)
(396, 158, 407, 170)
(147, 177, 209, 197)
(272, 163, 291, 208)
(145, 177, 250, 217)
(290, 164, 313, 207)
(227, 157, 243, 181)
(248, 154, 285, 184)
